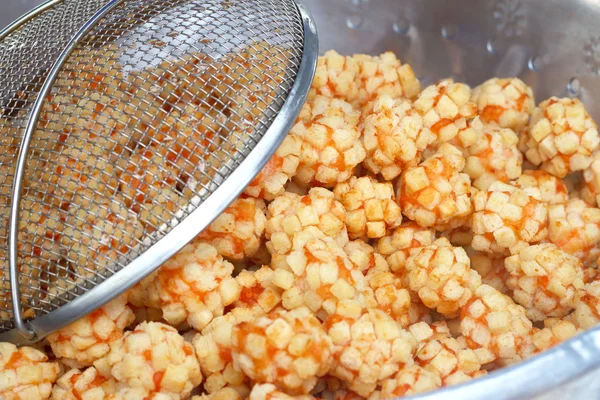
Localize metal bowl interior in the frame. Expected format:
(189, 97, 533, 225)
(4, 0, 600, 398)
(300, 0, 600, 398)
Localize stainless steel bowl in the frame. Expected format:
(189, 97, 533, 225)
(4, 0, 600, 398)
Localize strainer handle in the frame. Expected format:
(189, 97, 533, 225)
(7, 0, 125, 342)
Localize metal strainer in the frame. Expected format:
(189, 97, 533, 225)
(0, 0, 317, 344)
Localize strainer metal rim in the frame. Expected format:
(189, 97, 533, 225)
(0, 0, 318, 345)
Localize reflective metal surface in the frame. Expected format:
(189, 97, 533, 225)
(0, 0, 316, 344)
(301, 0, 600, 398)
(3, 0, 600, 398)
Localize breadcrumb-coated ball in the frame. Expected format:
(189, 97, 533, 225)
(410, 321, 486, 385)
(117, 143, 181, 211)
(471, 181, 548, 255)
(513, 170, 569, 205)
(192, 387, 244, 400)
(467, 249, 511, 295)
(362, 96, 435, 180)
(193, 308, 261, 395)
(309, 51, 360, 104)
(582, 150, 600, 206)
(571, 281, 600, 329)
(196, 197, 266, 262)
(464, 124, 523, 190)
(231, 307, 332, 395)
(94, 322, 202, 398)
(248, 383, 316, 400)
(128, 242, 240, 331)
(379, 365, 441, 398)
(363, 268, 417, 328)
(269, 226, 367, 321)
(399, 143, 473, 231)
(333, 176, 402, 239)
(351, 52, 421, 106)
(290, 95, 365, 187)
(309, 51, 420, 107)
(47, 294, 134, 368)
(343, 239, 389, 275)
(0, 343, 60, 400)
(244, 135, 301, 201)
(376, 222, 436, 275)
(406, 238, 482, 318)
(505, 243, 584, 321)
(522, 97, 600, 178)
(413, 80, 478, 147)
(50, 367, 149, 400)
(459, 284, 535, 365)
(471, 78, 535, 133)
(62, 193, 144, 277)
(234, 266, 283, 314)
(16, 194, 64, 264)
(532, 319, 581, 353)
(325, 308, 417, 397)
(548, 199, 600, 267)
(266, 188, 348, 253)
(31, 139, 120, 208)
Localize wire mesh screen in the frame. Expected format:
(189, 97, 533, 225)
(0, 0, 304, 333)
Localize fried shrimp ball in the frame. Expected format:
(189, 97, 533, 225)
(463, 124, 523, 190)
(244, 135, 301, 201)
(61, 193, 144, 280)
(548, 199, 600, 267)
(361, 96, 435, 180)
(363, 268, 416, 327)
(50, 367, 148, 400)
(405, 238, 482, 318)
(195, 197, 266, 262)
(32, 139, 119, 207)
(265, 188, 348, 251)
(412, 80, 478, 147)
(505, 244, 585, 321)
(94, 322, 202, 398)
(379, 365, 441, 398)
(399, 143, 473, 231)
(513, 170, 569, 205)
(47, 294, 134, 368)
(459, 284, 535, 365)
(471, 77, 535, 133)
(128, 242, 240, 331)
(471, 181, 548, 255)
(410, 321, 485, 385)
(231, 307, 332, 395)
(289, 95, 366, 187)
(333, 176, 402, 239)
(248, 383, 316, 400)
(269, 226, 366, 321)
(192, 387, 244, 400)
(234, 266, 283, 314)
(16, 194, 64, 264)
(467, 249, 511, 295)
(582, 150, 600, 206)
(376, 222, 436, 274)
(343, 239, 389, 275)
(117, 143, 181, 211)
(0, 343, 60, 400)
(325, 308, 417, 397)
(532, 319, 581, 353)
(193, 308, 261, 395)
(309, 51, 420, 107)
(571, 281, 600, 329)
(522, 97, 600, 178)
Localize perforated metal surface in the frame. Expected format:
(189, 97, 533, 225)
(0, 0, 309, 338)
